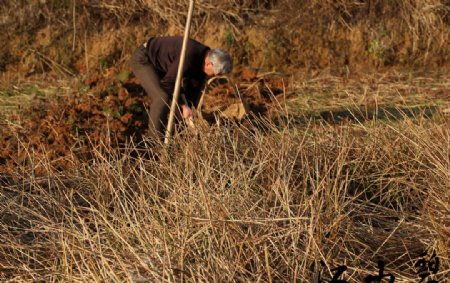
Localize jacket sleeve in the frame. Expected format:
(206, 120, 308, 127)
(182, 78, 205, 107)
(159, 58, 179, 98)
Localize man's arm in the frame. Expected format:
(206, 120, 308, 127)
(159, 60, 178, 98)
(182, 78, 205, 107)
(179, 92, 188, 106)
(177, 93, 192, 124)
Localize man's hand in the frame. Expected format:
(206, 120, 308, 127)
(181, 104, 195, 128)
(181, 104, 193, 120)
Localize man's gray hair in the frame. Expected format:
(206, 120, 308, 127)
(208, 48, 232, 75)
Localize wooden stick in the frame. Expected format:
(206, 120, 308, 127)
(164, 0, 195, 144)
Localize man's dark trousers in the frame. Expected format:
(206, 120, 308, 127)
(130, 45, 170, 141)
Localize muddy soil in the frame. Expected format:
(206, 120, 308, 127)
(0, 68, 287, 175)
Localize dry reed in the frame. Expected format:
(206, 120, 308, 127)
(1, 111, 448, 282)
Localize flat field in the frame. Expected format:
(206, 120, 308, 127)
(0, 69, 448, 282)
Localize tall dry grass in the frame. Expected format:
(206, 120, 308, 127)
(0, 0, 257, 32)
(1, 112, 448, 281)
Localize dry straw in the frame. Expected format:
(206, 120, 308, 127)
(1, 109, 448, 281)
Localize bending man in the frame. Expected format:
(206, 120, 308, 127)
(130, 36, 232, 140)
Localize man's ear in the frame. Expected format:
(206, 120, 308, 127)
(205, 56, 211, 66)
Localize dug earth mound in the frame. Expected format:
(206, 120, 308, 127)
(0, 68, 288, 175)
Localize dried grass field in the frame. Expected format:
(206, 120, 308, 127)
(1, 70, 449, 282)
(1, 0, 449, 282)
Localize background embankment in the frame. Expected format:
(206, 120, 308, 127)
(1, 0, 449, 85)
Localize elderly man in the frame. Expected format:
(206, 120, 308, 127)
(130, 36, 232, 140)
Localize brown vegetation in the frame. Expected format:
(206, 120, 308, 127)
(1, 68, 449, 281)
(1, 109, 448, 281)
(1, 0, 449, 86)
(0, 68, 287, 175)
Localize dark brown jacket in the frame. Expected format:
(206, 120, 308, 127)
(145, 36, 209, 105)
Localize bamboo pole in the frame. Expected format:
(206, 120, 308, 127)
(164, 0, 195, 144)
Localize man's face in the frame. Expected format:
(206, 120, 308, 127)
(204, 57, 216, 77)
